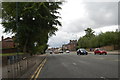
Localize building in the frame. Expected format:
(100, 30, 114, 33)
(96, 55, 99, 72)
(47, 47, 62, 52)
(1, 36, 17, 53)
(62, 40, 77, 51)
(2, 36, 15, 49)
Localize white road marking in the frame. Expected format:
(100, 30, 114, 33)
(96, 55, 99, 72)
(113, 59, 120, 61)
(100, 76, 105, 79)
(73, 63, 77, 65)
(62, 63, 69, 67)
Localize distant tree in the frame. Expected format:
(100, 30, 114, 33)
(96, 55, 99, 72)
(77, 27, 119, 49)
(84, 28, 95, 38)
(78, 28, 95, 48)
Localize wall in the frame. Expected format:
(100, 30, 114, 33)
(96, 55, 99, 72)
(100, 45, 118, 51)
(2, 48, 17, 53)
(2, 41, 15, 49)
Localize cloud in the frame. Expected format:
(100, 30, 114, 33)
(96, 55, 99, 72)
(85, 2, 118, 28)
(83, 0, 119, 2)
(48, 1, 118, 47)
(61, 1, 118, 33)
(0, 19, 14, 41)
(48, 29, 78, 47)
(93, 25, 118, 35)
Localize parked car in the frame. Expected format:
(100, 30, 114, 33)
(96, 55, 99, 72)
(66, 50, 70, 53)
(59, 50, 63, 53)
(54, 50, 59, 54)
(77, 48, 88, 55)
(49, 51, 53, 54)
(94, 48, 107, 55)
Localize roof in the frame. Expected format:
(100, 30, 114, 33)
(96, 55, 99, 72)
(3, 37, 13, 42)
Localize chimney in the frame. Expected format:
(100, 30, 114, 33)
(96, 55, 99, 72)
(2, 36, 4, 41)
(12, 36, 14, 39)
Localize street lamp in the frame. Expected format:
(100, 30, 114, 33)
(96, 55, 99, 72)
(32, 17, 35, 20)
(20, 17, 23, 20)
(34, 42, 37, 47)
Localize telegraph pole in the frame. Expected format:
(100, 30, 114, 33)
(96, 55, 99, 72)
(16, 2, 19, 60)
(16, 2, 19, 77)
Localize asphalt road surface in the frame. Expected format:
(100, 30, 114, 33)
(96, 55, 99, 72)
(38, 52, 119, 78)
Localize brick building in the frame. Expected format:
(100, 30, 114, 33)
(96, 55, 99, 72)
(1, 36, 18, 53)
(62, 40, 77, 51)
(2, 36, 15, 49)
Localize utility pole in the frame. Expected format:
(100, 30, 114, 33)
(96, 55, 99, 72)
(16, 2, 19, 59)
(16, 2, 19, 77)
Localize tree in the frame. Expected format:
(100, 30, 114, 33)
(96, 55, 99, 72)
(84, 28, 95, 38)
(2, 2, 62, 54)
(78, 28, 95, 48)
(77, 27, 119, 49)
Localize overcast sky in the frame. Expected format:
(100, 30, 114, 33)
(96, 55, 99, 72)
(47, 0, 119, 48)
(0, 0, 119, 48)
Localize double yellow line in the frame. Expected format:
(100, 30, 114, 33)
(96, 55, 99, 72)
(30, 58, 47, 80)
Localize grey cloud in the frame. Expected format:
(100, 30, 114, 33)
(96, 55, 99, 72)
(63, 18, 94, 33)
(84, 2, 118, 28)
(49, 1, 118, 47)
(48, 31, 72, 47)
(62, 2, 118, 33)
(83, 0, 119, 2)
(118, 2, 120, 31)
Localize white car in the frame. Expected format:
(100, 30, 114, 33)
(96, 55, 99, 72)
(66, 50, 70, 53)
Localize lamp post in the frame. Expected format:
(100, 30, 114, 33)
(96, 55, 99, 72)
(16, 2, 19, 59)
(16, 2, 18, 48)
(16, 2, 20, 77)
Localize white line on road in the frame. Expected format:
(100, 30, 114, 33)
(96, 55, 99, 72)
(113, 59, 120, 61)
(100, 76, 106, 79)
(73, 63, 77, 65)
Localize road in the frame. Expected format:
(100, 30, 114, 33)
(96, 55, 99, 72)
(38, 52, 119, 78)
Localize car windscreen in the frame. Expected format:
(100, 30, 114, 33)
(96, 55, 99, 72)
(80, 49, 86, 51)
(95, 48, 104, 51)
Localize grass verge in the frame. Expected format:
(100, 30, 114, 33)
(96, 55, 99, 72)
(0, 52, 24, 56)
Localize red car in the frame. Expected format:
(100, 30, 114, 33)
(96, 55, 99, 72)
(94, 48, 107, 55)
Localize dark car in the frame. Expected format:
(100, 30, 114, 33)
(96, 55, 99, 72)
(49, 51, 53, 54)
(77, 48, 88, 55)
(94, 48, 107, 55)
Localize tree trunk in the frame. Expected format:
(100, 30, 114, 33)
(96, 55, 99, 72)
(23, 39, 28, 54)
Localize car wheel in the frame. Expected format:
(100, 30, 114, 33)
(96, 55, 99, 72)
(105, 53, 107, 55)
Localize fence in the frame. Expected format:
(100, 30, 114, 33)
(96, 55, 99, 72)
(2, 53, 37, 78)
(2, 48, 17, 53)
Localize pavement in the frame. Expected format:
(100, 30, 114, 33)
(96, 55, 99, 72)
(38, 52, 119, 78)
(20, 54, 47, 78)
(1, 54, 47, 78)
(88, 51, 119, 55)
(0, 47, 1, 79)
